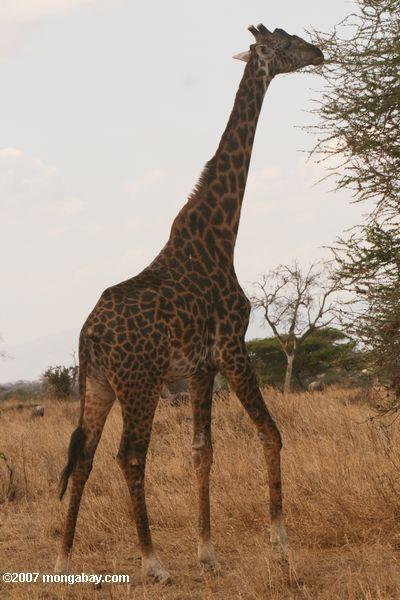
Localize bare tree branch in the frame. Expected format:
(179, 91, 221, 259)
(250, 261, 341, 394)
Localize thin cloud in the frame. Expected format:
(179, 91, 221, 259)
(124, 169, 167, 197)
(0, 0, 97, 56)
(0, 147, 84, 225)
(0, 1, 95, 23)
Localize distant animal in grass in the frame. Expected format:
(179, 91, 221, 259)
(308, 380, 325, 392)
(31, 405, 45, 418)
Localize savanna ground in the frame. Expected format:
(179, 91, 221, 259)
(1, 387, 400, 599)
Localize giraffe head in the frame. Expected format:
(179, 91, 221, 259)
(234, 23, 324, 74)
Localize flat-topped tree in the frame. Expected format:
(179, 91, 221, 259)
(56, 24, 323, 583)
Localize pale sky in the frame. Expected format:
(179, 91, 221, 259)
(0, 0, 365, 382)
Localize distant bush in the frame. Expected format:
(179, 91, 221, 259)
(42, 365, 78, 399)
(0, 381, 41, 403)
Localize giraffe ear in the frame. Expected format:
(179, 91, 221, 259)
(232, 50, 251, 62)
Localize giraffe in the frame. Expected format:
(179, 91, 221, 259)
(55, 24, 323, 583)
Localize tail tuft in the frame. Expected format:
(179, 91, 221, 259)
(59, 425, 86, 500)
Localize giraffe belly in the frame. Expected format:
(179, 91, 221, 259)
(165, 342, 216, 382)
(164, 359, 199, 382)
(165, 350, 205, 382)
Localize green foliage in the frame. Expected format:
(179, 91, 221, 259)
(310, 0, 400, 210)
(247, 328, 363, 390)
(335, 221, 400, 392)
(247, 337, 287, 388)
(42, 365, 78, 399)
(311, 0, 400, 398)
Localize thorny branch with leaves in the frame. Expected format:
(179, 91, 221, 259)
(307, 0, 400, 214)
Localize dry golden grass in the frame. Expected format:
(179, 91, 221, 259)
(1, 387, 400, 599)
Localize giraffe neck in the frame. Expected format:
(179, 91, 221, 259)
(168, 55, 273, 265)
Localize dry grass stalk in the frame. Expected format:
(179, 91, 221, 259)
(1, 387, 400, 599)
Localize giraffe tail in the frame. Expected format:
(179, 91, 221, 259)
(58, 332, 88, 500)
(58, 426, 86, 500)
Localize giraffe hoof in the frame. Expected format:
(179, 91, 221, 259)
(142, 555, 172, 584)
(54, 553, 71, 574)
(270, 517, 289, 562)
(198, 541, 219, 571)
(271, 540, 289, 565)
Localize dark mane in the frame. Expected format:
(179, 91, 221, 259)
(186, 156, 217, 204)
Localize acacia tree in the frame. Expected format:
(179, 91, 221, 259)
(333, 222, 400, 397)
(251, 262, 340, 394)
(247, 328, 361, 389)
(308, 0, 400, 402)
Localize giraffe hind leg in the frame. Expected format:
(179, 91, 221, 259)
(55, 371, 115, 573)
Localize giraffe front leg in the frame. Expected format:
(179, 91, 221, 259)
(189, 371, 219, 570)
(117, 393, 171, 584)
(223, 354, 288, 561)
(258, 427, 288, 559)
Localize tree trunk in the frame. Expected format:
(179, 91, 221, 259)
(283, 354, 294, 395)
